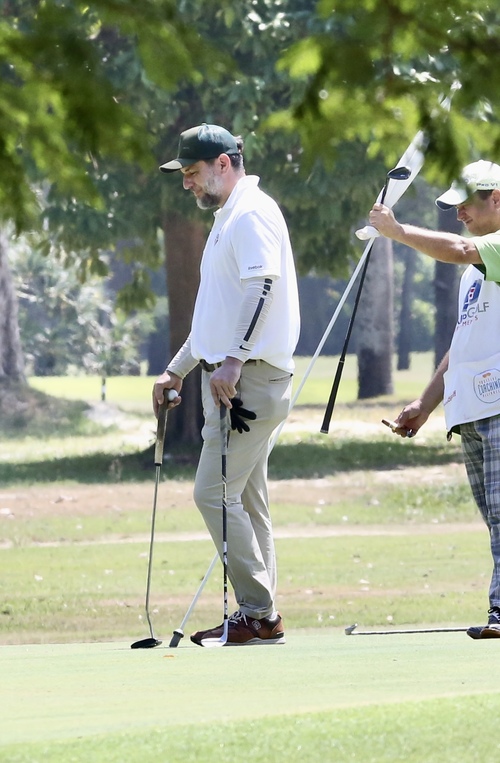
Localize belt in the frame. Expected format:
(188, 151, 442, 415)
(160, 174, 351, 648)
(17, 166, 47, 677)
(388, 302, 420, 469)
(199, 359, 259, 372)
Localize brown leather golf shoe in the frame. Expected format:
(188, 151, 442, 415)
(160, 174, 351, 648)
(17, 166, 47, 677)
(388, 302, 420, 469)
(191, 610, 286, 647)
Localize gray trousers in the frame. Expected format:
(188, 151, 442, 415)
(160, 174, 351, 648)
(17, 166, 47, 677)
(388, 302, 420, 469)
(461, 414, 500, 608)
(193, 361, 292, 619)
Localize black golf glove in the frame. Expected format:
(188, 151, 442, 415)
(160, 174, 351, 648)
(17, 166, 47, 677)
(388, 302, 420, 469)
(229, 397, 257, 433)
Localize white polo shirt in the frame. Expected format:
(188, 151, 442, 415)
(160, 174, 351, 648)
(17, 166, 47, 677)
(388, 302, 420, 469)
(190, 175, 300, 373)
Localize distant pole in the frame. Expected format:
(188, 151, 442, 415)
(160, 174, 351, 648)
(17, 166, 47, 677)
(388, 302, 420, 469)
(101, 377, 106, 402)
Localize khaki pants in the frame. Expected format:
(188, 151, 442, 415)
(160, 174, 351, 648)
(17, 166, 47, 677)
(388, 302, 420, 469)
(193, 361, 292, 619)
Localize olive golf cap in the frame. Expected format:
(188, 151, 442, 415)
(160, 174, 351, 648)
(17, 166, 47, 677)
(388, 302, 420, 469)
(435, 160, 500, 209)
(159, 123, 239, 173)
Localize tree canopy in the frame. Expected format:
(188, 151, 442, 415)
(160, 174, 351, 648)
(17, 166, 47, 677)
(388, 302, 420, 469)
(0, 0, 230, 231)
(3, 1, 500, 226)
(272, 1, 500, 184)
(3, 1, 500, 281)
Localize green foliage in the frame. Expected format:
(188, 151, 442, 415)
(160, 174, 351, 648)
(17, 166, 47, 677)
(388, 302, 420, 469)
(3, 0, 500, 313)
(118, 0, 389, 278)
(6, 0, 486, 301)
(0, 0, 231, 231)
(405, 298, 435, 351)
(11, 234, 154, 375)
(114, 269, 156, 313)
(276, 2, 500, 184)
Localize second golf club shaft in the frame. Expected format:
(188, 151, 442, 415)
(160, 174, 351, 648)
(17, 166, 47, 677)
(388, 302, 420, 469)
(220, 403, 229, 644)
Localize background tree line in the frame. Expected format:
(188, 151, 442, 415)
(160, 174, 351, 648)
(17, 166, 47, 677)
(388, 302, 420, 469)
(0, 0, 498, 444)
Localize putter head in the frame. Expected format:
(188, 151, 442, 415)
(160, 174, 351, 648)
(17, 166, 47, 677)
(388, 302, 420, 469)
(130, 637, 162, 649)
(344, 623, 358, 636)
(387, 165, 411, 181)
(168, 629, 184, 648)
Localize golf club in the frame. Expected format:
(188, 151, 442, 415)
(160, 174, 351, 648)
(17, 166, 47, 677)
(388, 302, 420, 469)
(345, 623, 469, 636)
(320, 165, 411, 435)
(200, 403, 229, 648)
(168, 553, 219, 647)
(130, 389, 176, 649)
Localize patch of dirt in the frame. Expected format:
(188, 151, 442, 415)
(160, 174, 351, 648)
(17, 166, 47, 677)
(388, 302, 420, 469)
(0, 459, 469, 520)
(1, 521, 483, 551)
(0, 483, 193, 518)
(0, 408, 475, 548)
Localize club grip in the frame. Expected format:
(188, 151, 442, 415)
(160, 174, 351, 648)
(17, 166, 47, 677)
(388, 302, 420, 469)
(154, 402, 168, 466)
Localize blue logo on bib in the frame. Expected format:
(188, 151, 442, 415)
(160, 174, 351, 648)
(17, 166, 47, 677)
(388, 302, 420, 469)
(462, 280, 481, 312)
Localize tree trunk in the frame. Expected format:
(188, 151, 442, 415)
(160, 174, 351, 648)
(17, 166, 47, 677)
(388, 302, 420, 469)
(356, 236, 394, 398)
(162, 212, 204, 446)
(434, 207, 461, 369)
(396, 246, 416, 370)
(0, 230, 25, 383)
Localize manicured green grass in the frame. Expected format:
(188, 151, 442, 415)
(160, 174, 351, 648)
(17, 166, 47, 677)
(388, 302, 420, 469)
(1, 353, 497, 762)
(0, 529, 490, 643)
(27, 374, 154, 407)
(1, 636, 500, 762)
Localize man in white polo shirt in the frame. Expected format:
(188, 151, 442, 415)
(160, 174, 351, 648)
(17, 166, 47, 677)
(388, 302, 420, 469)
(369, 159, 500, 639)
(153, 123, 300, 646)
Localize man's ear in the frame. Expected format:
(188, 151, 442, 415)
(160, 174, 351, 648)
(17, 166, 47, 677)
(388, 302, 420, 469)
(218, 153, 232, 173)
(492, 189, 500, 208)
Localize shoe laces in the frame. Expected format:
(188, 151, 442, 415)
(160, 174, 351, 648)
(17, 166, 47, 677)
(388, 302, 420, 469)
(228, 611, 248, 625)
(488, 607, 500, 624)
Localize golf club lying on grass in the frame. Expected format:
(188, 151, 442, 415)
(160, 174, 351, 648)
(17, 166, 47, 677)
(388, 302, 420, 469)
(345, 623, 469, 636)
(200, 403, 229, 648)
(320, 165, 411, 435)
(131, 389, 176, 650)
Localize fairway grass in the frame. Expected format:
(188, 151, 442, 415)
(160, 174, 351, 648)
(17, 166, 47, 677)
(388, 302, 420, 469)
(27, 353, 438, 409)
(4, 355, 499, 761)
(0, 529, 491, 643)
(1, 633, 500, 762)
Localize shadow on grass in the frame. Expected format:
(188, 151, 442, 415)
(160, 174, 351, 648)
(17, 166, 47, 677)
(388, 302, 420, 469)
(0, 437, 463, 485)
(268, 438, 463, 479)
(0, 445, 200, 485)
(0, 382, 98, 438)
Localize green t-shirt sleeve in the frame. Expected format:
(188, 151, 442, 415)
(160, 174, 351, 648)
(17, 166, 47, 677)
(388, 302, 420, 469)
(473, 232, 500, 281)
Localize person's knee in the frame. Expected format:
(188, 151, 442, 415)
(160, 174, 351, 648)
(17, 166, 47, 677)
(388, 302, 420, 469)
(193, 480, 225, 514)
(193, 481, 209, 512)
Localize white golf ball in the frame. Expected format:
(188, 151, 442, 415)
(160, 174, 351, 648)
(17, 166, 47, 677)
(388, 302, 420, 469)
(167, 389, 177, 401)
